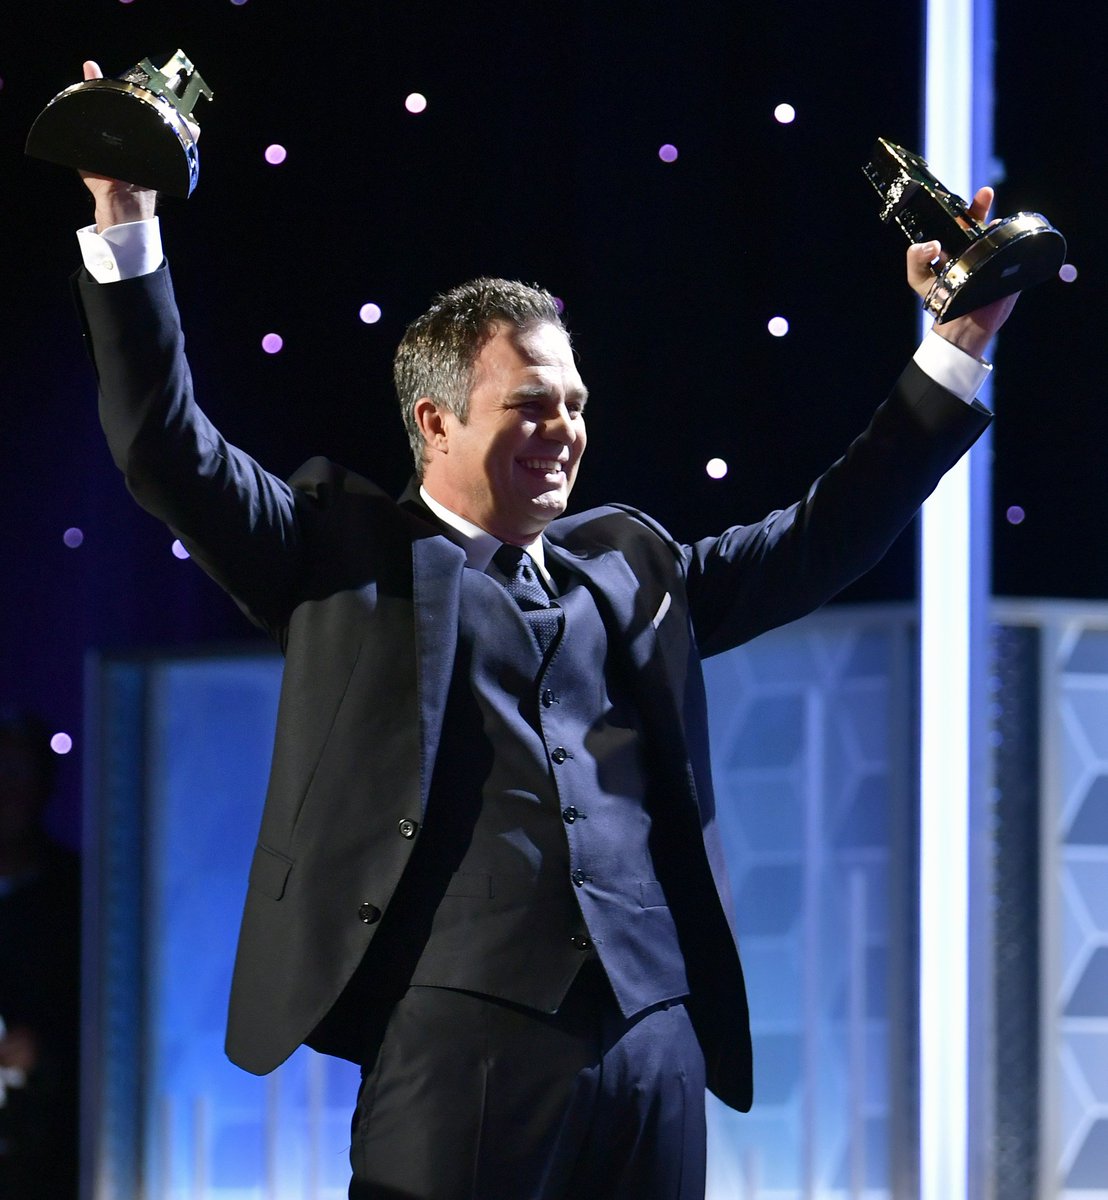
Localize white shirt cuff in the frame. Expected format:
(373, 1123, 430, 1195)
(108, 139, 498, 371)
(912, 329, 992, 404)
(76, 217, 163, 283)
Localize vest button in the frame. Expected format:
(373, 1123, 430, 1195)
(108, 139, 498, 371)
(571, 868, 586, 887)
(541, 689, 555, 708)
(551, 746, 568, 764)
(397, 818, 419, 839)
(358, 902, 381, 925)
(563, 806, 578, 824)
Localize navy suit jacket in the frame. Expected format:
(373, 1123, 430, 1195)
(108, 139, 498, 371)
(75, 263, 991, 1112)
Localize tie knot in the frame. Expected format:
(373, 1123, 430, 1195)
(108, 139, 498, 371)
(493, 543, 529, 578)
(493, 544, 552, 612)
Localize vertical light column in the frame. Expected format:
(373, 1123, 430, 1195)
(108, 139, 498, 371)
(919, 1, 993, 1199)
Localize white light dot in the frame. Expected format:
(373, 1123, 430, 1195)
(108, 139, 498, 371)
(171, 539, 191, 560)
(1059, 263, 1078, 283)
(261, 332, 284, 354)
(359, 303, 382, 325)
(767, 316, 790, 338)
(658, 143, 679, 163)
(706, 457, 729, 480)
(774, 103, 796, 124)
(63, 527, 84, 548)
(50, 732, 73, 755)
(405, 92, 427, 114)
(264, 144, 287, 165)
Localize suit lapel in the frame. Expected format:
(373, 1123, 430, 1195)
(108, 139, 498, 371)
(545, 542, 692, 758)
(407, 506, 467, 820)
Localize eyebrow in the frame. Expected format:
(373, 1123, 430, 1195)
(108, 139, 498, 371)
(511, 383, 589, 406)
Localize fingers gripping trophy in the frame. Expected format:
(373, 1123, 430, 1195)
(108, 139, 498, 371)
(864, 137, 1066, 323)
(26, 50, 211, 198)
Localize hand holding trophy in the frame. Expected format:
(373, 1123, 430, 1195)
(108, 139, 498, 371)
(26, 50, 212, 199)
(864, 138, 1065, 324)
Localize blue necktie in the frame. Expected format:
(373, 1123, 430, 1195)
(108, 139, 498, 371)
(493, 544, 563, 655)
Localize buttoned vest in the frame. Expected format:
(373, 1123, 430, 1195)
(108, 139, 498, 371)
(402, 560, 690, 1016)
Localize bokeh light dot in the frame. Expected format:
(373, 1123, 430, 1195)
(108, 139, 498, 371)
(50, 733, 73, 755)
(1059, 263, 1078, 283)
(262, 332, 284, 354)
(552, 296, 565, 315)
(63, 527, 84, 549)
(171, 539, 191, 560)
(230, 0, 250, 6)
(1006, 505, 1026, 525)
(405, 93, 428, 114)
(658, 144, 679, 163)
(774, 103, 796, 124)
(767, 316, 790, 338)
(264, 144, 287, 165)
(359, 303, 382, 325)
(706, 458, 729, 480)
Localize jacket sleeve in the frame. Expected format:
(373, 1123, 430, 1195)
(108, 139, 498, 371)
(72, 263, 325, 633)
(678, 360, 992, 658)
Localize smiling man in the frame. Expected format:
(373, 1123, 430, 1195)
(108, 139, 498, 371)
(398, 287, 588, 544)
(68, 56, 1016, 1200)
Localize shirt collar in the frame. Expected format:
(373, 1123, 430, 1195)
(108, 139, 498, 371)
(418, 485, 550, 582)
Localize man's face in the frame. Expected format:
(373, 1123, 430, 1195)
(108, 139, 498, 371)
(422, 320, 588, 544)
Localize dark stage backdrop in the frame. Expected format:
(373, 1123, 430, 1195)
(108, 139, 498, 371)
(0, 0, 1101, 844)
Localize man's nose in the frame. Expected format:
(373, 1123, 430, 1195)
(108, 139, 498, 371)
(543, 404, 576, 445)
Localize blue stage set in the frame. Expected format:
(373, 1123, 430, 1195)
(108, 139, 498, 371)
(0, 0, 1101, 1197)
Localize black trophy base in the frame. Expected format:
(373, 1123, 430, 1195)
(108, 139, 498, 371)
(26, 79, 198, 199)
(927, 212, 1067, 322)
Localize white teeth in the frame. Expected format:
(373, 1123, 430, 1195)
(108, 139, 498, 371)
(521, 460, 562, 471)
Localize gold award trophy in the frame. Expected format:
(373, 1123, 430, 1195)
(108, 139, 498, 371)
(26, 51, 212, 199)
(863, 138, 1066, 322)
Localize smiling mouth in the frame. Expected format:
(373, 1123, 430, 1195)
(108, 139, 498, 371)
(519, 459, 565, 474)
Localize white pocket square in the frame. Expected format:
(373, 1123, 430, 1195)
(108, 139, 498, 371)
(651, 591, 672, 628)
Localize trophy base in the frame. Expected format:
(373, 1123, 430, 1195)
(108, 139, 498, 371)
(25, 79, 198, 198)
(927, 212, 1066, 322)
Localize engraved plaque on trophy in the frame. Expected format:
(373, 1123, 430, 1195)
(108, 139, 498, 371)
(26, 51, 212, 199)
(863, 138, 1066, 322)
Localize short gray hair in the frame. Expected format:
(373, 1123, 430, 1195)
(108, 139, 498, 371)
(393, 277, 566, 475)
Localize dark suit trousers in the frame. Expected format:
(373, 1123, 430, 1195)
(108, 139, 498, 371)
(348, 963, 707, 1200)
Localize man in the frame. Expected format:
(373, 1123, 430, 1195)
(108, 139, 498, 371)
(72, 58, 1011, 1200)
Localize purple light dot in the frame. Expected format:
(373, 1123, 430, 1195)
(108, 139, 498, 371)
(264, 144, 287, 165)
(50, 732, 73, 755)
(767, 316, 790, 338)
(230, 0, 250, 6)
(359, 303, 383, 325)
(63, 527, 84, 549)
(658, 143, 679, 164)
(1059, 263, 1078, 283)
(1006, 505, 1025, 525)
(706, 458, 728, 480)
(552, 296, 566, 315)
(261, 332, 284, 354)
(171, 539, 191, 560)
(405, 92, 428, 114)
(774, 103, 796, 124)
(0, 77, 5, 92)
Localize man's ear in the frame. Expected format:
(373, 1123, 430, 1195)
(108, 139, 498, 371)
(414, 398, 449, 455)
